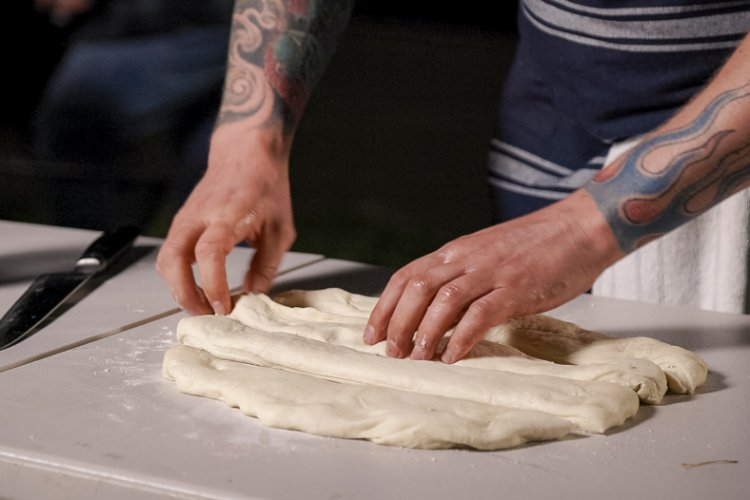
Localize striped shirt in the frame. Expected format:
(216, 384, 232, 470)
(489, 0, 750, 221)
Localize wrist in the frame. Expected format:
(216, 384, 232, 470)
(210, 123, 293, 168)
(554, 190, 625, 271)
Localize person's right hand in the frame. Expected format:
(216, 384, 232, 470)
(156, 125, 296, 316)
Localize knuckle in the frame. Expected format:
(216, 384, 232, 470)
(467, 296, 496, 319)
(155, 243, 181, 274)
(253, 263, 278, 280)
(195, 228, 234, 261)
(407, 276, 433, 295)
(266, 216, 292, 234)
(194, 242, 225, 262)
(157, 238, 181, 257)
(434, 249, 452, 264)
(388, 270, 411, 290)
(435, 243, 461, 264)
(436, 282, 465, 305)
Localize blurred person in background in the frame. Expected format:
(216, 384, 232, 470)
(32, 0, 234, 231)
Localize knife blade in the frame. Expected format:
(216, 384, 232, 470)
(0, 226, 140, 350)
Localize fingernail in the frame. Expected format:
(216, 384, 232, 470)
(410, 346, 427, 360)
(172, 294, 183, 309)
(212, 301, 228, 316)
(441, 347, 457, 364)
(363, 325, 376, 344)
(386, 339, 402, 358)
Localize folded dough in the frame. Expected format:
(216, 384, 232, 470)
(266, 289, 707, 394)
(163, 345, 575, 450)
(486, 315, 709, 394)
(164, 288, 708, 450)
(274, 287, 377, 319)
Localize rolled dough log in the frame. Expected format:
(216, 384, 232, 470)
(177, 315, 640, 433)
(231, 293, 668, 403)
(163, 345, 575, 450)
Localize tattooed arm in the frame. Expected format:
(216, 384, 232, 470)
(365, 35, 750, 363)
(157, 0, 354, 315)
(586, 44, 750, 252)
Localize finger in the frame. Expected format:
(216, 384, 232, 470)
(382, 265, 464, 358)
(195, 223, 237, 315)
(410, 273, 494, 360)
(363, 256, 434, 346)
(156, 225, 212, 315)
(441, 288, 511, 364)
(364, 271, 409, 346)
(243, 223, 295, 293)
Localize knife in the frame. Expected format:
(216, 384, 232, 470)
(0, 226, 140, 350)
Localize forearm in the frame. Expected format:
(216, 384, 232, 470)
(585, 34, 750, 253)
(216, 0, 354, 136)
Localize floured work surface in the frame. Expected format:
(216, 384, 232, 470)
(163, 289, 708, 450)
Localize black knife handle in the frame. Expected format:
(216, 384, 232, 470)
(75, 226, 140, 272)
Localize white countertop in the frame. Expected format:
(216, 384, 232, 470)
(0, 221, 748, 500)
(0, 220, 323, 372)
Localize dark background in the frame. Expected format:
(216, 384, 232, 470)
(0, 1, 519, 268)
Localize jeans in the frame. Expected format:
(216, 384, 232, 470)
(34, 25, 230, 230)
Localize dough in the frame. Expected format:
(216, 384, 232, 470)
(164, 288, 707, 450)
(485, 315, 709, 394)
(275, 287, 377, 319)
(163, 345, 575, 450)
(177, 315, 640, 433)
(231, 293, 668, 403)
(256, 290, 706, 395)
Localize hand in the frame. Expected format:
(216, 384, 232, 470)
(156, 126, 296, 316)
(363, 190, 623, 363)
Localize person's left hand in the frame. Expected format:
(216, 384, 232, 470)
(363, 190, 623, 364)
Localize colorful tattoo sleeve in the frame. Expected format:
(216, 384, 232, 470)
(216, 0, 354, 132)
(585, 82, 750, 253)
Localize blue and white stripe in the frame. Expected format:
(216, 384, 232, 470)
(522, 0, 750, 52)
(488, 139, 601, 200)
